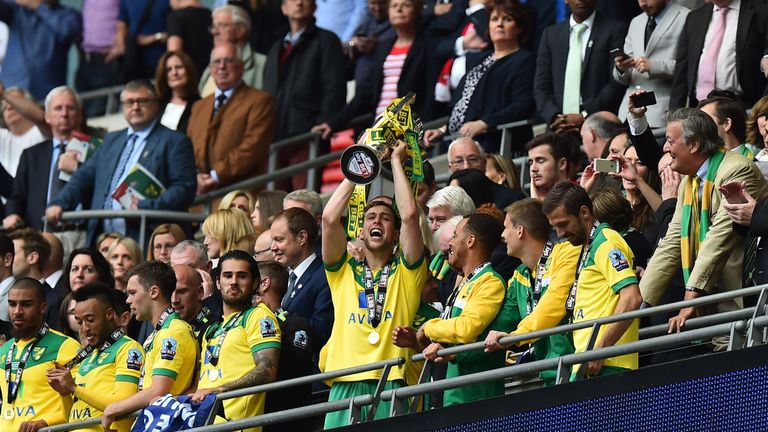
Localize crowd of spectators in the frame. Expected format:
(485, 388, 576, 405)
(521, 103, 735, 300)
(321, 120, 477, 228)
(5, 0, 768, 430)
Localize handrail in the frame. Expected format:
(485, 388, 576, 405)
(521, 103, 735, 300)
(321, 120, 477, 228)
(49, 209, 206, 246)
(40, 284, 766, 432)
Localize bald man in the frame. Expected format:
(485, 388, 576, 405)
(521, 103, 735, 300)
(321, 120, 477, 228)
(172, 264, 212, 342)
(580, 111, 624, 161)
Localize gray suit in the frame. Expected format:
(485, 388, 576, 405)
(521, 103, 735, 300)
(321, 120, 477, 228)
(613, 3, 690, 132)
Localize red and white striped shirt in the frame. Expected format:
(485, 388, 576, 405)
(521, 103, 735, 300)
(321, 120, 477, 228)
(376, 43, 411, 117)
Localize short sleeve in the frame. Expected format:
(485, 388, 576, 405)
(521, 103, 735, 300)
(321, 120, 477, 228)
(116, 342, 144, 384)
(597, 238, 638, 293)
(152, 327, 195, 379)
(56, 338, 81, 374)
(245, 307, 282, 354)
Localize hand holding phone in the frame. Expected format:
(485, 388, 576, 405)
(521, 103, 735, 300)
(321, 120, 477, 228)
(629, 91, 657, 108)
(593, 158, 620, 174)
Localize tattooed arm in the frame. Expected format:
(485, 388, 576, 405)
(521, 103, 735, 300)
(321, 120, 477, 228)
(190, 348, 280, 402)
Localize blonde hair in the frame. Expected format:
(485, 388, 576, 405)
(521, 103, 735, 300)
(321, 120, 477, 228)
(486, 154, 520, 191)
(202, 208, 256, 255)
(107, 237, 144, 270)
(219, 189, 257, 214)
(146, 223, 186, 261)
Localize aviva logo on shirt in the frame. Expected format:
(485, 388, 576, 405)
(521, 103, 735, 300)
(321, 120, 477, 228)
(347, 292, 393, 324)
(71, 406, 93, 420)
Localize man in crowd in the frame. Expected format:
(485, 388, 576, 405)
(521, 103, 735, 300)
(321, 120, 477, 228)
(671, 0, 768, 109)
(0, 233, 14, 339)
(41, 232, 65, 327)
(425, 185, 475, 233)
(187, 42, 274, 194)
(172, 264, 213, 342)
(0, 278, 80, 432)
(114, 0, 171, 80)
(0, 84, 47, 179)
(321, 140, 425, 426)
(580, 112, 624, 161)
(526, 133, 571, 200)
(641, 109, 768, 336)
(191, 251, 281, 427)
(534, 0, 627, 133)
(102, 262, 197, 430)
(283, 189, 324, 256)
(270, 207, 333, 350)
(612, 0, 689, 138)
(199, 5, 266, 96)
(76, 0, 122, 117)
(10, 229, 49, 284)
(46, 80, 197, 246)
(256, 260, 313, 432)
(170, 240, 221, 319)
(0, 0, 81, 101)
(698, 95, 755, 157)
(542, 182, 642, 378)
(5, 86, 81, 233)
(264, 0, 346, 191)
(417, 213, 508, 405)
(484, 198, 580, 386)
(45, 283, 144, 432)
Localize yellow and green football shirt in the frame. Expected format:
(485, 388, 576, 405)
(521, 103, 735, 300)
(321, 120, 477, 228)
(573, 223, 639, 370)
(0, 328, 80, 430)
(70, 335, 144, 432)
(199, 304, 281, 432)
(321, 251, 426, 383)
(142, 313, 197, 394)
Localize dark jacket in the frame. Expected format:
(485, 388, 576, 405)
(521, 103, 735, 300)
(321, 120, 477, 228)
(281, 256, 334, 351)
(264, 24, 347, 140)
(329, 31, 440, 130)
(159, 95, 200, 135)
(7, 140, 54, 230)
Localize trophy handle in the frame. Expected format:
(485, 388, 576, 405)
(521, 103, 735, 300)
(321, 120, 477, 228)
(340, 145, 383, 185)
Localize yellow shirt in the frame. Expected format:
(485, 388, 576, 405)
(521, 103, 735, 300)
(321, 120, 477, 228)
(573, 223, 639, 370)
(321, 251, 426, 383)
(70, 335, 144, 432)
(0, 328, 80, 430)
(142, 313, 197, 394)
(199, 305, 281, 432)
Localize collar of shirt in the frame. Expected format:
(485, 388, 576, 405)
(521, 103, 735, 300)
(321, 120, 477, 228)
(695, 157, 710, 184)
(127, 121, 156, 141)
(289, 253, 317, 281)
(214, 84, 238, 100)
(715, 0, 740, 12)
(569, 10, 596, 31)
(649, 3, 669, 21)
(45, 269, 63, 289)
(284, 27, 307, 46)
(465, 3, 485, 16)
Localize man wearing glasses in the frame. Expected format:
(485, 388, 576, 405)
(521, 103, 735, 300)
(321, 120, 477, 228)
(187, 42, 274, 195)
(45, 79, 197, 247)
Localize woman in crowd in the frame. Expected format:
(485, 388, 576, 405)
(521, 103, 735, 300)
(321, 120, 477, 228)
(592, 189, 652, 273)
(203, 208, 257, 263)
(219, 189, 257, 215)
(423, 0, 535, 154)
(747, 95, 768, 159)
(146, 223, 186, 262)
(107, 237, 143, 292)
(485, 153, 520, 191)
(155, 50, 200, 133)
(96, 232, 122, 258)
(56, 250, 115, 341)
(311, 0, 438, 137)
(250, 190, 286, 234)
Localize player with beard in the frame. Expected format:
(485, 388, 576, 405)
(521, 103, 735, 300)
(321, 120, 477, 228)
(191, 250, 280, 432)
(0, 278, 79, 432)
(45, 283, 144, 432)
(321, 140, 426, 427)
(542, 182, 642, 378)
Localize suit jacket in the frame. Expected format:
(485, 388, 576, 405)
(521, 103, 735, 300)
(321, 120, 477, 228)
(640, 151, 768, 311)
(49, 123, 197, 246)
(613, 3, 690, 128)
(187, 84, 274, 186)
(263, 24, 347, 140)
(6, 140, 53, 230)
(670, 0, 768, 108)
(534, 13, 628, 124)
(282, 255, 333, 351)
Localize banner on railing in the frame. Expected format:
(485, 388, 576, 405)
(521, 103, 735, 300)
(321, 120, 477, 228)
(130, 394, 216, 432)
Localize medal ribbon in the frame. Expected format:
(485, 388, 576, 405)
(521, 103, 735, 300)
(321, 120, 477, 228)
(65, 328, 124, 370)
(441, 262, 490, 319)
(527, 241, 555, 315)
(565, 221, 600, 317)
(139, 306, 176, 390)
(5, 323, 49, 404)
(363, 260, 394, 328)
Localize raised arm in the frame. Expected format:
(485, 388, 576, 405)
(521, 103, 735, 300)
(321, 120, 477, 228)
(0, 82, 49, 135)
(391, 140, 423, 265)
(322, 178, 357, 265)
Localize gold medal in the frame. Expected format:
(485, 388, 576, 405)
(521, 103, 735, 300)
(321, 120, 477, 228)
(368, 331, 380, 345)
(3, 407, 13, 420)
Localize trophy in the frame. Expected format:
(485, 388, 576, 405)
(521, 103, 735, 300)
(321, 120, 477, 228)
(340, 92, 422, 184)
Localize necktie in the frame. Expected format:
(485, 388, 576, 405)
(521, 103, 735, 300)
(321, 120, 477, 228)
(280, 40, 293, 71)
(696, 6, 729, 101)
(644, 16, 657, 50)
(562, 23, 587, 114)
(212, 93, 227, 118)
(282, 271, 297, 307)
(104, 133, 138, 208)
(49, 141, 67, 200)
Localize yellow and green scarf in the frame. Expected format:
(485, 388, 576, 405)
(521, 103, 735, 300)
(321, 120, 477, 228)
(736, 143, 755, 160)
(680, 148, 726, 283)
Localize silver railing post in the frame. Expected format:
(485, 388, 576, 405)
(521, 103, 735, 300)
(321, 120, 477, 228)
(139, 214, 147, 247)
(307, 134, 320, 191)
(572, 322, 601, 381)
(365, 362, 394, 421)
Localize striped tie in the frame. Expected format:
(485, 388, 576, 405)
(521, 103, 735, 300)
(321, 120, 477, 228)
(105, 133, 138, 208)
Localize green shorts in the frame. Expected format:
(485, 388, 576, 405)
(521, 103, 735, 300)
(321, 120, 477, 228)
(323, 380, 405, 429)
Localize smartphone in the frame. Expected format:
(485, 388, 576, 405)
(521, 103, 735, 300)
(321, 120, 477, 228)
(610, 48, 630, 61)
(594, 158, 620, 174)
(630, 91, 657, 108)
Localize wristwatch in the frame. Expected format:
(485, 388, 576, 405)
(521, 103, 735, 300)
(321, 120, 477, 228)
(154, 32, 164, 42)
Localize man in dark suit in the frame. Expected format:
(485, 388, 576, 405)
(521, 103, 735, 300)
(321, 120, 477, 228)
(270, 207, 333, 351)
(263, 0, 346, 191)
(670, 0, 768, 109)
(4, 86, 81, 232)
(534, 0, 628, 132)
(187, 42, 274, 195)
(45, 80, 197, 247)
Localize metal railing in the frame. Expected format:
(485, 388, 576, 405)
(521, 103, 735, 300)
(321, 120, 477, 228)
(79, 83, 132, 116)
(44, 209, 207, 246)
(39, 284, 768, 432)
